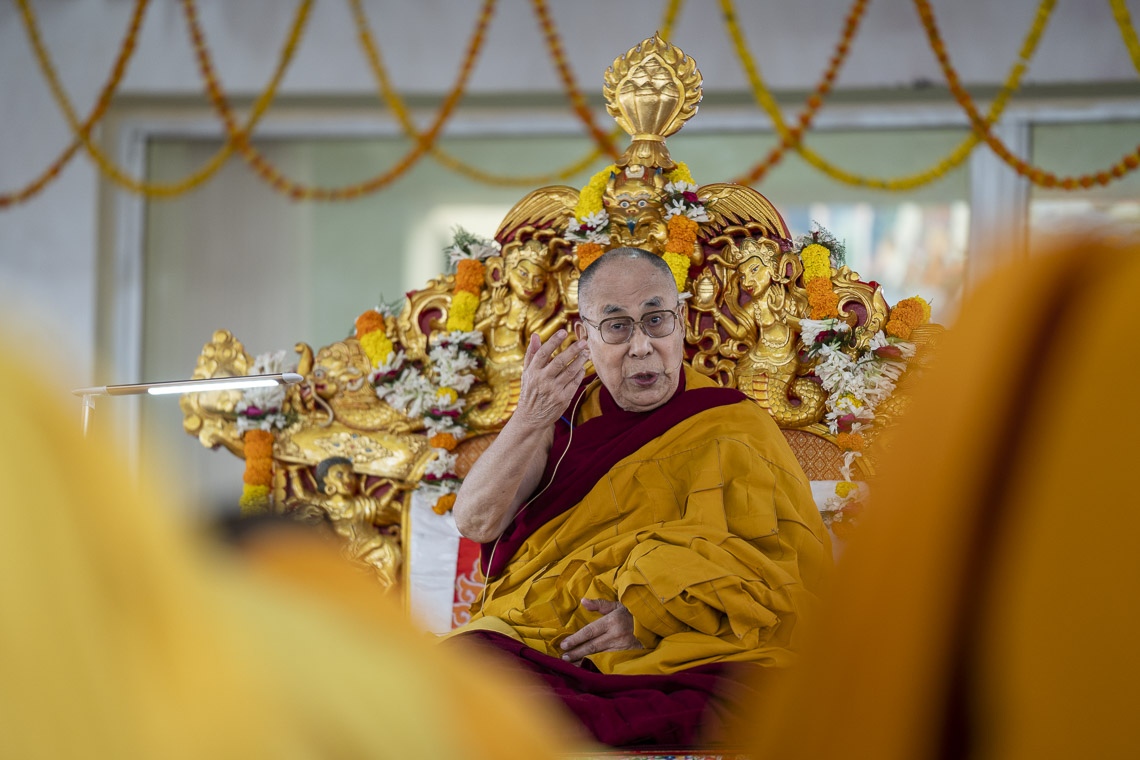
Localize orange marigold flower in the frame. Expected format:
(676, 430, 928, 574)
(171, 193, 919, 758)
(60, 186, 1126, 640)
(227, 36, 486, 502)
(836, 432, 865, 452)
(890, 300, 925, 329)
(354, 310, 385, 338)
(807, 278, 839, 319)
(432, 492, 457, 515)
(429, 432, 459, 451)
(576, 242, 605, 271)
(885, 318, 913, 340)
(243, 429, 274, 458)
(454, 259, 486, 294)
(242, 459, 273, 485)
(665, 215, 698, 254)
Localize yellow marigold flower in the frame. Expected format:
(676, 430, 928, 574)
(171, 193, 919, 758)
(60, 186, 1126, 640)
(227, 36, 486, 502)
(801, 244, 832, 282)
(446, 290, 480, 332)
(359, 331, 394, 368)
(576, 241, 605, 271)
(354, 309, 385, 338)
(239, 484, 270, 514)
(835, 481, 857, 498)
(454, 259, 486, 295)
(573, 165, 614, 219)
(436, 387, 459, 406)
(429, 432, 459, 451)
(432, 492, 457, 515)
(662, 252, 690, 292)
(666, 161, 695, 185)
(836, 431, 865, 452)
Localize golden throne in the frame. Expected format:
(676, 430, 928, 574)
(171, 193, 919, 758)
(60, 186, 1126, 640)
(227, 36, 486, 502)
(181, 35, 940, 626)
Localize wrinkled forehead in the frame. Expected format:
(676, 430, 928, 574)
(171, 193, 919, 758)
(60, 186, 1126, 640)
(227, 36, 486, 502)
(579, 259, 677, 318)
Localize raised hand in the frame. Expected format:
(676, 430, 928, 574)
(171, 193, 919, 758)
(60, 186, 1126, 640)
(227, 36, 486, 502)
(559, 598, 643, 665)
(513, 329, 590, 428)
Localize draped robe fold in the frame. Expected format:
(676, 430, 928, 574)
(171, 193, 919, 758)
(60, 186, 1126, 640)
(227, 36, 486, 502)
(450, 365, 832, 747)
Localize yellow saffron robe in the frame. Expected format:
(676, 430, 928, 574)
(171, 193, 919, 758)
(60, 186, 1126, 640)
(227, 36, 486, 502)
(462, 365, 833, 676)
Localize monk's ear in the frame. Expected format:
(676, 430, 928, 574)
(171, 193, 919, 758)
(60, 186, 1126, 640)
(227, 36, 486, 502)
(573, 320, 586, 341)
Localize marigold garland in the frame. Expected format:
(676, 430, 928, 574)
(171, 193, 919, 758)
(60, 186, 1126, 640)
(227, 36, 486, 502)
(355, 309, 385, 337)
(454, 259, 486, 293)
(3, 0, 146, 208)
(914, 0, 1140, 190)
(575, 241, 605, 271)
(239, 484, 271, 511)
(800, 244, 833, 281)
(359, 330, 394, 367)
(665, 215, 698, 254)
(574, 166, 613, 219)
(240, 429, 274, 514)
(447, 290, 481, 332)
(884, 295, 931, 340)
(662, 252, 690, 292)
(835, 431, 865, 452)
(13, 0, 310, 200)
(806, 275, 839, 320)
(665, 162, 696, 186)
(354, 0, 677, 188)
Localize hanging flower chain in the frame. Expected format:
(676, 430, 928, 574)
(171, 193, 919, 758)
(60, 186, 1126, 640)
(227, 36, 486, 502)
(800, 318, 916, 481)
(235, 350, 298, 514)
(800, 243, 840, 319)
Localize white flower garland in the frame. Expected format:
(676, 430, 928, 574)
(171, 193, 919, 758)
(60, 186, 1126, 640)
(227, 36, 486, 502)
(661, 181, 710, 222)
(800, 318, 915, 480)
(565, 210, 611, 244)
(371, 331, 485, 507)
(235, 350, 294, 433)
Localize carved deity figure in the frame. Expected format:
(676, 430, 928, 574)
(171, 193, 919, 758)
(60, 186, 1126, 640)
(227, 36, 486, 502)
(290, 456, 402, 590)
(713, 239, 825, 427)
(466, 240, 568, 429)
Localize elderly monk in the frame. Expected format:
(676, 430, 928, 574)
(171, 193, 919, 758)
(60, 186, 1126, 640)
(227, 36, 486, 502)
(451, 247, 833, 748)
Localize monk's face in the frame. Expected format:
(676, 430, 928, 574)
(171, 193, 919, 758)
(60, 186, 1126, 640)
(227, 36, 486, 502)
(576, 257, 686, 412)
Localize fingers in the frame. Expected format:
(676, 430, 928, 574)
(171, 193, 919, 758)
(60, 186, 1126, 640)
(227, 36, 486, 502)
(559, 600, 641, 663)
(514, 331, 590, 427)
(522, 332, 542, 370)
(579, 597, 617, 614)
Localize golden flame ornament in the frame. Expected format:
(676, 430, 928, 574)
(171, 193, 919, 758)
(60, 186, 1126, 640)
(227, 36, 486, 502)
(603, 33, 702, 170)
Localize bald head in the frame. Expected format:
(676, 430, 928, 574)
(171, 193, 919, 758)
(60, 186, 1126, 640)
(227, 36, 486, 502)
(577, 248, 676, 320)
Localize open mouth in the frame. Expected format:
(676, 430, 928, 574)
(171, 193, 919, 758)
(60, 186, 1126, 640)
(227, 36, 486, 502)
(630, 372, 658, 387)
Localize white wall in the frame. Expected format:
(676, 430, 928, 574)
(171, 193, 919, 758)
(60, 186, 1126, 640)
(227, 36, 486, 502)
(1, 0, 1136, 389)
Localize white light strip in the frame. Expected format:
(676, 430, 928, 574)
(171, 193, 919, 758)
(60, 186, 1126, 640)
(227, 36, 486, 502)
(147, 377, 280, 395)
(72, 372, 304, 397)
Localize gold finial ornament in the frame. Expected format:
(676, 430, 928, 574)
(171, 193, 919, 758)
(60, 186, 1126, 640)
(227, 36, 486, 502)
(603, 33, 702, 170)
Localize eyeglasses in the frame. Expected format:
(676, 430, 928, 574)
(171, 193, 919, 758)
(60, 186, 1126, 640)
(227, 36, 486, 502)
(580, 309, 679, 345)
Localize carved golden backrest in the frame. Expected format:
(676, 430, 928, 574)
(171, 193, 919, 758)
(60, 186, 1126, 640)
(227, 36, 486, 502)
(181, 34, 941, 593)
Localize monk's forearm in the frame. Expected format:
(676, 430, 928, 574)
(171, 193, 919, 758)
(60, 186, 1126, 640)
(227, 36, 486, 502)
(452, 417, 553, 543)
